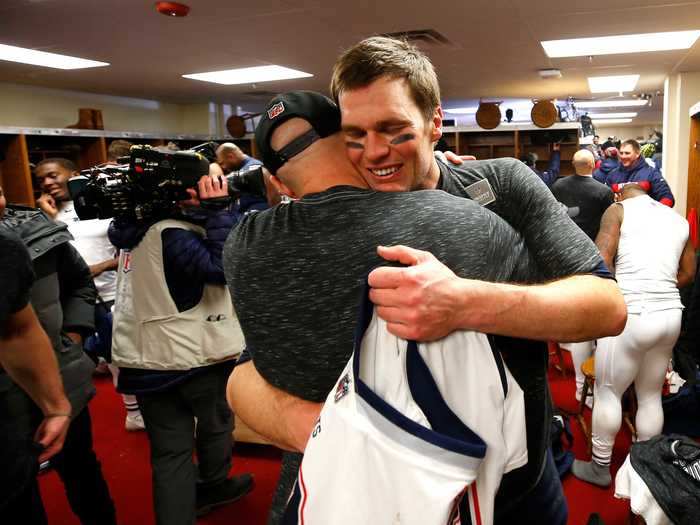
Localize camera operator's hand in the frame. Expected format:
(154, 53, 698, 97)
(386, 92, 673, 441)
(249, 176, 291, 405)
(37, 193, 58, 218)
(198, 174, 228, 200)
(180, 175, 229, 209)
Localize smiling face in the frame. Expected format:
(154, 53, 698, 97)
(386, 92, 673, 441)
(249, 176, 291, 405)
(619, 144, 640, 168)
(338, 76, 443, 192)
(35, 162, 74, 201)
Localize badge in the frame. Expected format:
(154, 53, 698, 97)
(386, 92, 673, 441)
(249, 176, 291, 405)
(465, 179, 496, 206)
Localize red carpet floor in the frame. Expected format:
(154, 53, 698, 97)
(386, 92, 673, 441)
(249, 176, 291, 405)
(40, 352, 635, 525)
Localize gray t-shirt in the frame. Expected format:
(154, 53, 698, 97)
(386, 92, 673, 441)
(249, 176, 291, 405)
(226, 185, 541, 402)
(225, 159, 606, 520)
(437, 158, 607, 507)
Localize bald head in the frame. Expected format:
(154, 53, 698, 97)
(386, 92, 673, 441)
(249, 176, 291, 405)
(620, 183, 648, 200)
(572, 149, 595, 176)
(269, 118, 365, 197)
(216, 142, 245, 171)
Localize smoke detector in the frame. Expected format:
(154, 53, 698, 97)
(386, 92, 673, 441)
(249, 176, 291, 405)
(538, 68, 562, 79)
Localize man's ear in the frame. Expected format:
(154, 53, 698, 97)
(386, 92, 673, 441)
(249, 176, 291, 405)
(430, 106, 443, 143)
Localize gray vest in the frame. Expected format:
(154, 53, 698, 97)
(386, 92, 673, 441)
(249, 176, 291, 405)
(112, 219, 243, 370)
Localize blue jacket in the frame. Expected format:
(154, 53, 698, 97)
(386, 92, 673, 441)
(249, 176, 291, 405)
(593, 157, 619, 185)
(236, 156, 269, 216)
(533, 150, 560, 187)
(606, 156, 675, 207)
(108, 208, 240, 394)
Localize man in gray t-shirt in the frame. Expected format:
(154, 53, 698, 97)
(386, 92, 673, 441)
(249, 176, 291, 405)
(225, 91, 620, 524)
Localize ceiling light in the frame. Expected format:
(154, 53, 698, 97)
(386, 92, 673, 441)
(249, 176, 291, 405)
(183, 65, 312, 85)
(0, 43, 109, 70)
(575, 99, 648, 108)
(538, 68, 562, 79)
(588, 75, 639, 93)
(586, 112, 637, 118)
(592, 118, 633, 124)
(541, 30, 700, 58)
(444, 107, 478, 114)
(155, 2, 190, 17)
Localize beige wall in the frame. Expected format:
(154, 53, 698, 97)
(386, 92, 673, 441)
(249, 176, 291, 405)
(594, 125, 662, 143)
(663, 72, 700, 216)
(0, 82, 213, 135)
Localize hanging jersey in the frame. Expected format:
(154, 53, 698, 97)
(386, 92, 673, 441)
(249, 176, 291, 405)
(282, 286, 527, 525)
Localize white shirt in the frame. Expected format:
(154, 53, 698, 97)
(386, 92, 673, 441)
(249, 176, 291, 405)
(616, 195, 688, 313)
(56, 201, 117, 302)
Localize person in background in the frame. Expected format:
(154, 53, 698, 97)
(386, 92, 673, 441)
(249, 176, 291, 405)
(593, 146, 620, 185)
(107, 139, 133, 163)
(35, 157, 145, 432)
(214, 143, 268, 215)
(572, 183, 695, 487)
(1, 183, 117, 525)
(590, 135, 603, 163)
(215, 142, 259, 174)
(551, 149, 614, 406)
(0, 186, 72, 523)
(604, 139, 674, 206)
(520, 142, 561, 187)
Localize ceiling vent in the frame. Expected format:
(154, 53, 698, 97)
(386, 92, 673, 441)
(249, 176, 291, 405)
(382, 29, 453, 48)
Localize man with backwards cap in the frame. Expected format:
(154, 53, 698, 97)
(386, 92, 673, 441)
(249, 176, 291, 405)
(229, 36, 626, 525)
(223, 90, 624, 524)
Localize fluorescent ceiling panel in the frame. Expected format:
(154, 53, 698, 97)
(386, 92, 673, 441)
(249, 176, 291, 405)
(586, 112, 638, 118)
(592, 118, 633, 124)
(183, 65, 312, 85)
(541, 30, 700, 58)
(444, 107, 478, 114)
(576, 99, 648, 108)
(0, 43, 109, 69)
(588, 75, 639, 93)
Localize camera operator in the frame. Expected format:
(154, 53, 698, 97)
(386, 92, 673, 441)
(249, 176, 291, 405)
(0, 183, 117, 524)
(108, 174, 253, 525)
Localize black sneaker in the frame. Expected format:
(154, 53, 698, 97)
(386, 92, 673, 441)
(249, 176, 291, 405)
(196, 473, 254, 517)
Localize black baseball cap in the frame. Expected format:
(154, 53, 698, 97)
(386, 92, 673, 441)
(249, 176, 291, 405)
(255, 91, 341, 174)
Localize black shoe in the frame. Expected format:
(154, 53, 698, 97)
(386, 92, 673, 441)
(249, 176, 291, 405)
(196, 473, 254, 517)
(587, 513, 606, 525)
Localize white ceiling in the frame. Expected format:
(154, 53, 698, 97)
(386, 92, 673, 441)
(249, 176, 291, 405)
(2, 0, 699, 126)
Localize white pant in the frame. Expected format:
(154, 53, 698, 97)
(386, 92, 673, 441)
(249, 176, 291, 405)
(591, 309, 681, 465)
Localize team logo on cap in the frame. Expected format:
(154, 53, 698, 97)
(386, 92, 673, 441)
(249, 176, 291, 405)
(267, 102, 285, 119)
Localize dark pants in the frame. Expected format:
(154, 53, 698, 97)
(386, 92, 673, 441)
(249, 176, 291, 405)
(137, 364, 234, 525)
(494, 448, 568, 525)
(51, 408, 117, 525)
(3, 406, 116, 525)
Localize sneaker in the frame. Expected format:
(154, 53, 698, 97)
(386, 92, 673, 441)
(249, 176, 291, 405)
(196, 473, 254, 517)
(125, 412, 146, 432)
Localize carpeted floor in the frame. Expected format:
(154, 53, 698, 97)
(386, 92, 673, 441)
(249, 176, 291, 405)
(39, 350, 635, 525)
